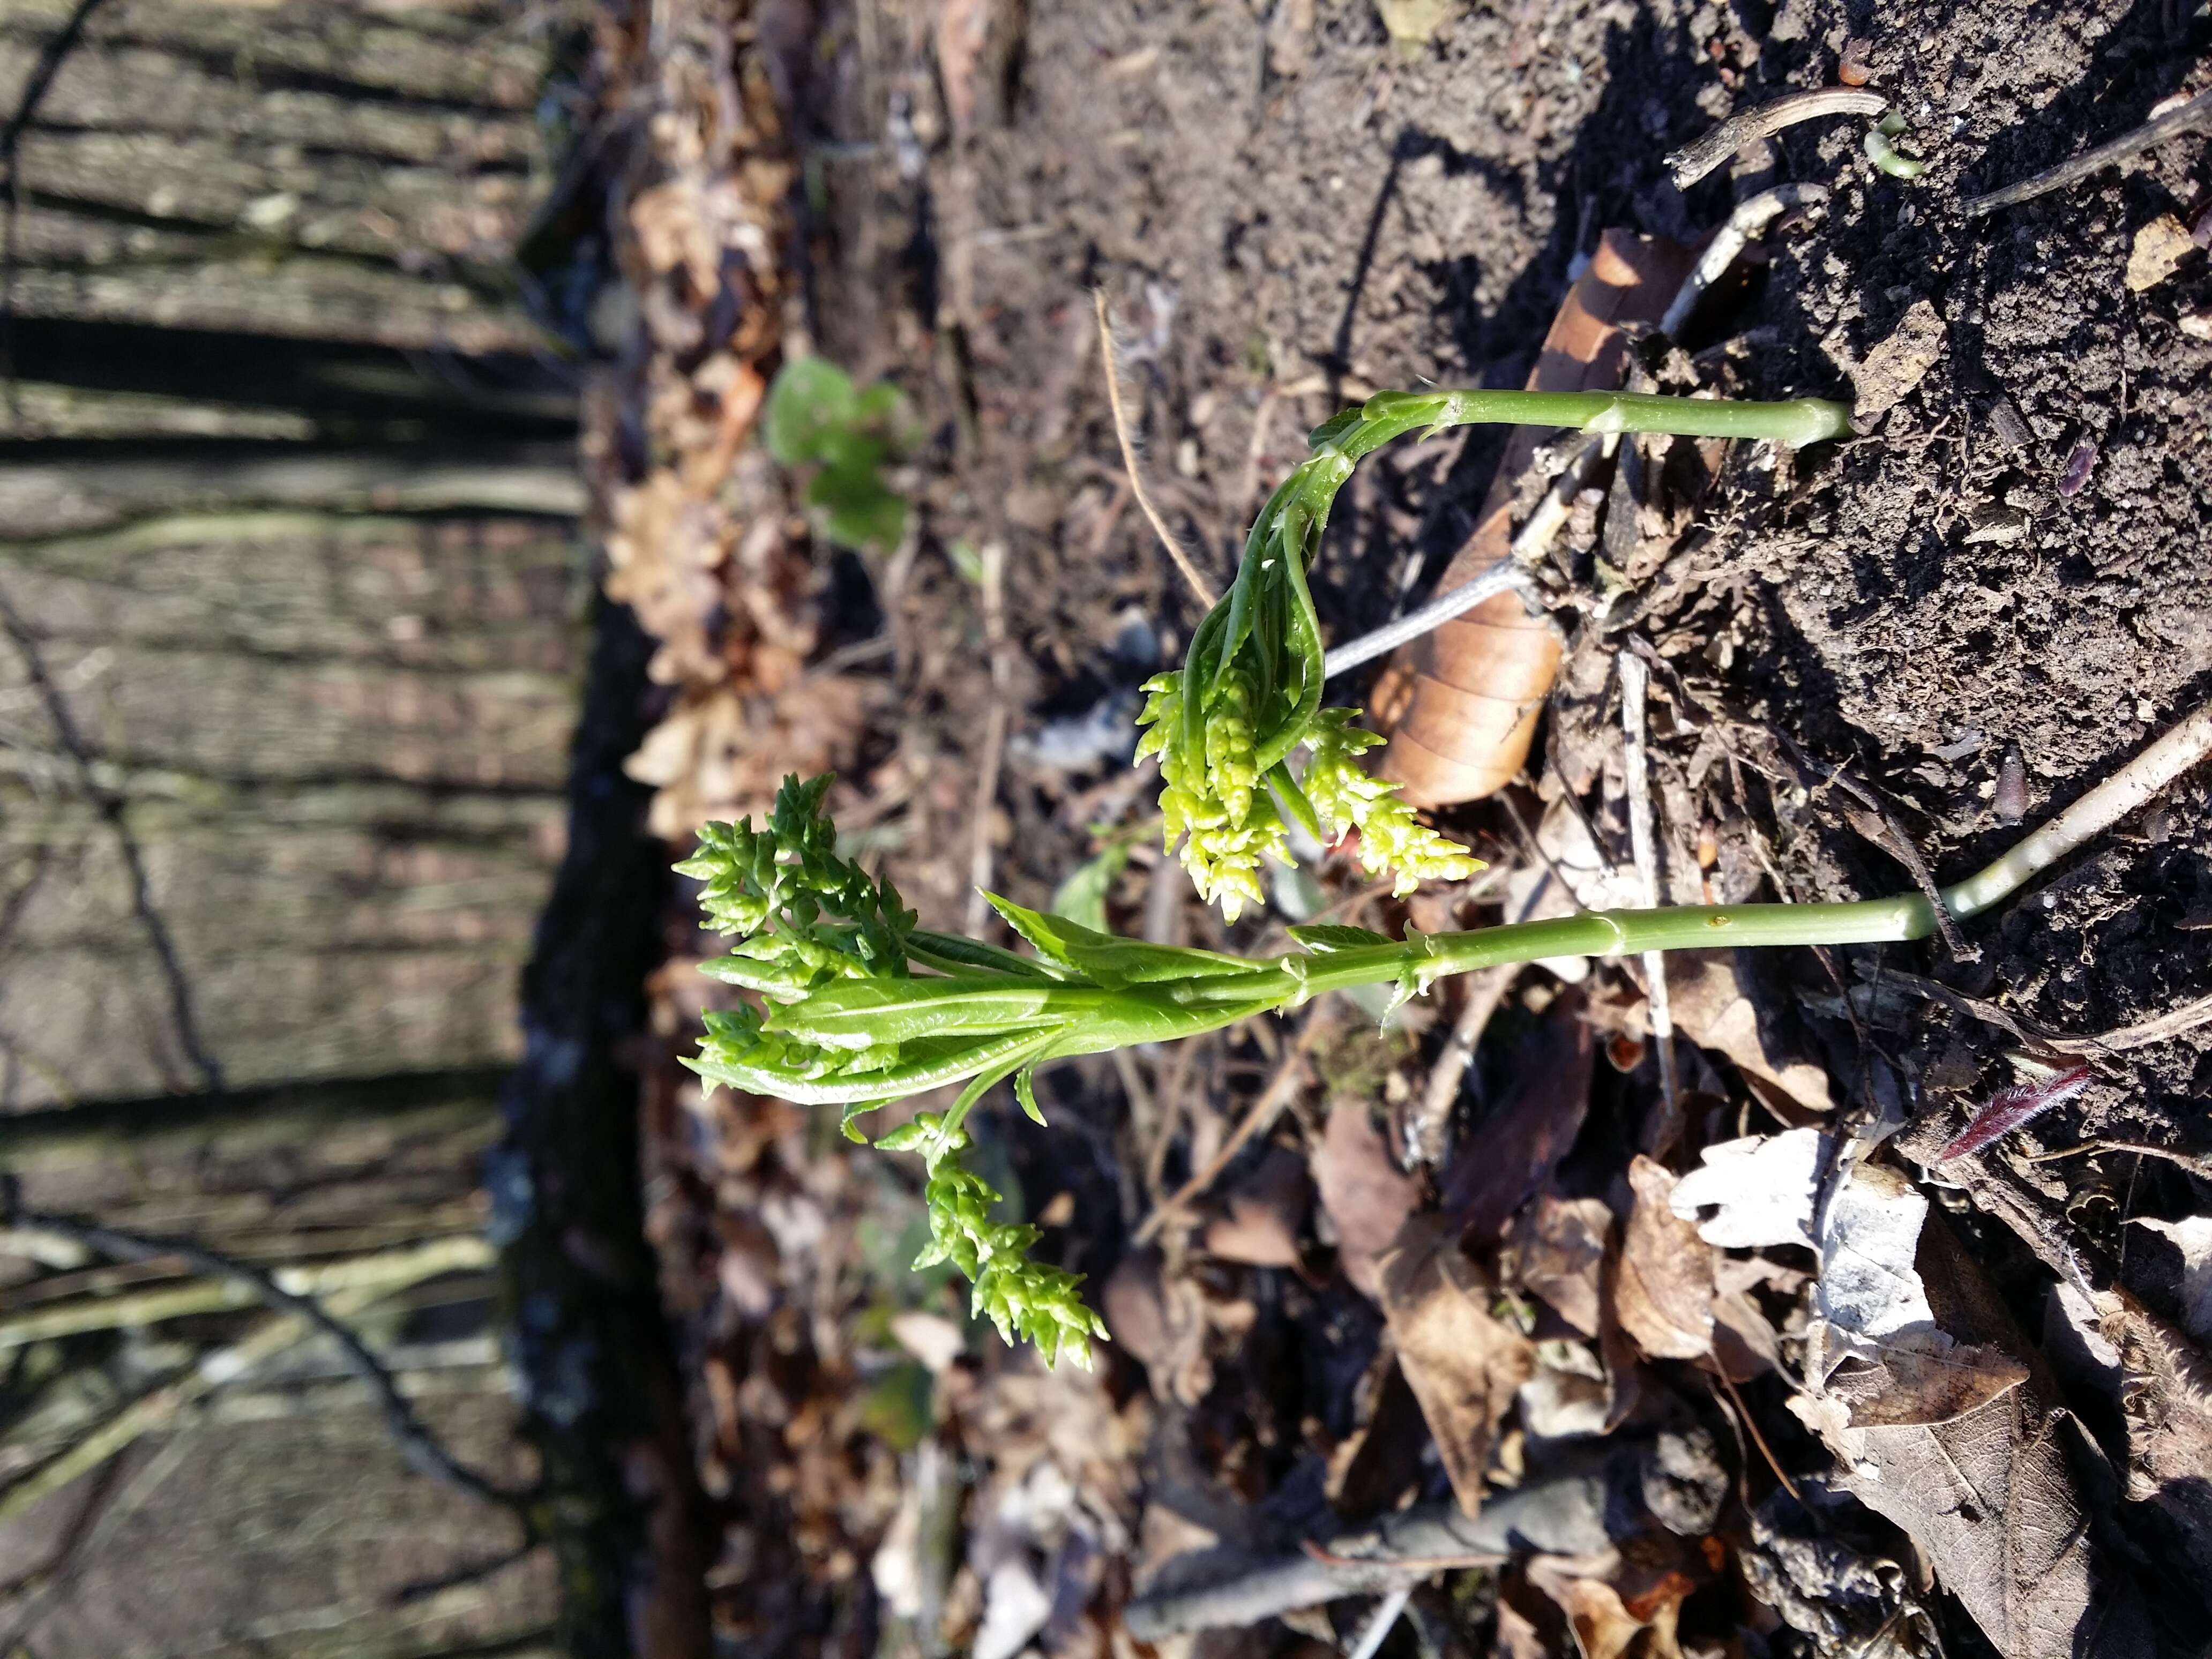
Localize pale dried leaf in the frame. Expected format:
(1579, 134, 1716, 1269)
(1377, 1212, 1537, 1516)
(1793, 1182, 2151, 1657)
(1821, 1334, 2029, 1426)
(1315, 1100, 1420, 1299)
(1613, 1156, 1714, 1362)
(1669, 1128, 1827, 1248)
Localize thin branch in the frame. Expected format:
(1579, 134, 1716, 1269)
(1134, 1007, 1334, 1245)
(1618, 651, 1679, 1139)
(1409, 962, 1520, 1168)
(1322, 434, 1597, 681)
(1664, 88, 1889, 189)
(0, 586, 223, 1093)
(1346, 1583, 1414, 1659)
(1946, 699, 2212, 917)
(1095, 289, 1219, 608)
(4, 1208, 526, 1524)
(1661, 184, 1830, 337)
(1965, 89, 2212, 216)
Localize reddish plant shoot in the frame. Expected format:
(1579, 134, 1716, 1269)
(1934, 1063, 2095, 1161)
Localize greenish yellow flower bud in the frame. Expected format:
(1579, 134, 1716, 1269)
(1300, 709, 1482, 896)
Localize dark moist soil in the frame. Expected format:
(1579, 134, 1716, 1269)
(801, 0, 2210, 1138)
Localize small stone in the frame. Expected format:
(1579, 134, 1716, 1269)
(1847, 300, 1947, 418)
(2126, 214, 2195, 293)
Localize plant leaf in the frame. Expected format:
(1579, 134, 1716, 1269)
(983, 894, 1262, 987)
(1287, 922, 1392, 953)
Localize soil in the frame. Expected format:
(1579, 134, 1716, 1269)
(630, 0, 2212, 1649)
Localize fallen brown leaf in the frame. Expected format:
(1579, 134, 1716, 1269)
(1792, 1169, 2153, 1657)
(1510, 1193, 1613, 1337)
(1664, 951, 1834, 1121)
(1440, 991, 1595, 1241)
(1612, 1156, 1715, 1363)
(1376, 1213, 1537, 1516)
(1314, 1100, 1421, 1299)
(1202, 1144, 1310, 1268)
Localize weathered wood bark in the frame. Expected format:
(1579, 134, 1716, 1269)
(0, 1078, 552, 1659)
(0, 0, 554, 352)
(0, 5, 639, 1656)
(0, 1, 592, 1110)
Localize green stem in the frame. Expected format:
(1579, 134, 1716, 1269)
(1325, 388, 1854, 456)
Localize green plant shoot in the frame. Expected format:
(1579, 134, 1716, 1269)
(1137, 386, 1852, 918)
(764, 356, 919, 554)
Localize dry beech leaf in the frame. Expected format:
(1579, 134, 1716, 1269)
(1669, 1128, 1827, 1249)
(1791, 1167, 2153, 1657)
(1511, 1193, 1613, 1337)
(627, 677, 872, 841)
(1376, 1212, 1536, 1516)
(1613, 1155, 1715, 1362)
(1526, 1555, 1698, 1659)
(2049, 1282, 2212, 1578)
(1314, 1100, 1420, 1299)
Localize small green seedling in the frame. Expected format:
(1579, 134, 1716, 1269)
(1864, 111, 1926, 180)
(764, 356, 919, 554)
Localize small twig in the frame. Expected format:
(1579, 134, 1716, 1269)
(1134, 1008, 1333, 1244)
(1964, 89, 2212, 216)
(1324, 562, 1531, 680)
(1661, 184, 1831, 337)
(5, 1210, 525, 1522)
(1665, 88, 1889, 189)
(1323, 435, 1598, 680)
(1410, 963, 1520, 1167)
(1887, 972, 2212, 1059)
(1346, 1582, 1415, 1659)
(2084, 989, 2212, 1052)
(1095, 289, 1218, 608)
(2020, 1138, 2212, 1180)
(1945, 699, 2212, 917)
(1715, 1369, 1804, 1505)
(965, 539, 1011, 937)
(1298, 1540, 1498, 1573)
(1618, 651, 1679, 1137)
